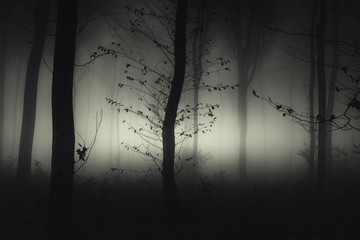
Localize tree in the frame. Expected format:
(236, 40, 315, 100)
(48, 0, 78, 237)
(325, 0, 340, 179)
(315, 0, 327, 191)
(253, 0, 356, 191)
(100, 0, 233, 207)
(191, 0, 209, 169)
(0, 1, 7, 169)
(308, 0, 318, 183)
(161, 0, 188, 207)
(16, 0, 51, 183)
(224, 0, 278, 184)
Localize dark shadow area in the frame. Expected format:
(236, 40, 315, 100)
(1, 172, 359, 240)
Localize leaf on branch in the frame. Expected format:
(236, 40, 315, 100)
(252, 90, 259, 98)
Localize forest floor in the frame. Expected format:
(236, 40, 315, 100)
(1, 171, 360, 240)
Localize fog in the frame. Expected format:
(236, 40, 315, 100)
(1, 0, 359, 187)
(1, 0, 360, 238)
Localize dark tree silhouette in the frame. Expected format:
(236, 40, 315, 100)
(308, 0, 318, 183)
(0, 1, 6, 169)
(254, 0, 352, 190)
(316, 0, 327, 191)
(162, 0, 188, 207)
(101, 0, 232, 207)
(48, 0, 78, 237)
(16, 0, 51, 183)
(325, 0, 340, 179)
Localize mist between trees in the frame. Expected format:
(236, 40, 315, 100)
(1, 0, 360, 239)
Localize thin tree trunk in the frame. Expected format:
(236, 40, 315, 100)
(238, 80, 248, 185)
(115, 82, 121, 168)
(262, 94, 267, 180)
(162, 0, 187, 208)
(192, 4, 207, 170)
(288, 61, 295, 178)
(308, 0, 318, 184)
(236, 11, 255, 186)
(325, 0, 339, 179)
(109, 109, 114, 168)
(227, 1, 273, 186)
(11, 57, 25, 157)
(316, 0, 327, 191)
(48, 0, 78, 238)
(116, 105, 121, 168)
(17, 0, 51, 183)
(0, 3, 6, 169)
(193, 73, 199, 164)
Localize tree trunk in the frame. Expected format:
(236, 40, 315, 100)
(11, 57, 25, 157)
(226, 1, 275, 186)
(115, 84, 121, 168)
(288, 62, 295, 178)
(238, 79, 248, 185)
(162, 0, 187, 208)
(193, 68, 199, 166)
(192, 4, 207, 170)
(48, 0, 78, 238)
(109, 107, 114, 168)
(17, 0, 51, 183)
(0, 3, 6, 169)
(316, 0, 327, 191)
(235, 9, 255, 186)
(261, 94, 267, 180)
(325, 0, 339, 179)
(308, 0, 318, 184)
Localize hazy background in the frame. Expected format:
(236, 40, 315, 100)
(2, 0, 360, 188)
